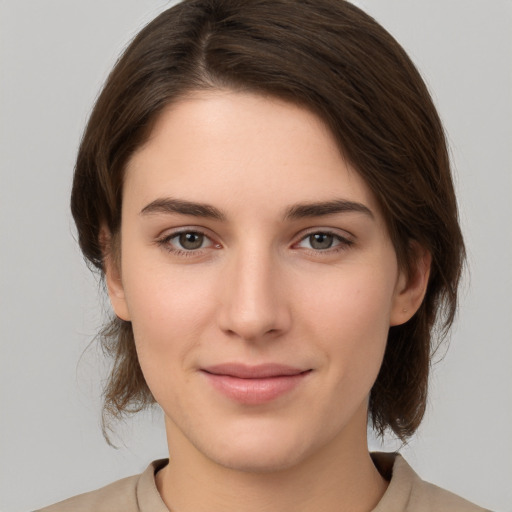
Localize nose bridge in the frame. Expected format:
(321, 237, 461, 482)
(219, 240, 289, 341)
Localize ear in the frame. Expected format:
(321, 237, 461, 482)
(390, 242, 431, 326)
(100, 227, 131, 322)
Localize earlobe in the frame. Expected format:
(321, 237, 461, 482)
(390, 242, 431, 326)
(100, 227, 131, 322)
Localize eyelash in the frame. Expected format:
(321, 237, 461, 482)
(155, 229, 354, 257)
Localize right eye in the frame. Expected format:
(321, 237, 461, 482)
(157, 230, 218, 255)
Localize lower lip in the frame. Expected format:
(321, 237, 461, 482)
(202, 371, 310, 405)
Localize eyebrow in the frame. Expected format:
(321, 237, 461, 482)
(140, 198, 226, 220)
(284, 199, 374, 220)
(140, 197, 373, 221)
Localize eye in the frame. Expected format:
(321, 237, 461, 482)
(295, 231, 353, 252)
(157, 229, 218, 254)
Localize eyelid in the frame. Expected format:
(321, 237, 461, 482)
(156, 224, 218, 241)
(295, 226, 355, 242)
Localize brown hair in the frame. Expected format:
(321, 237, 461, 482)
(72, 0, 465, 442)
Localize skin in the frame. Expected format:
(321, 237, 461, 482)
(105, 90, 430, 512)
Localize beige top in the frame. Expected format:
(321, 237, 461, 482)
(37, 453, 491, 512)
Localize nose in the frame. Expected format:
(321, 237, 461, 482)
(217, 245, 291, 342)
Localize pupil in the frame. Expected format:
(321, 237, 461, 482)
(179, 232, 203, 250)
(310, 233, 333, 250)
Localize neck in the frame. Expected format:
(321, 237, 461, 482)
(156, 409, 388, 512)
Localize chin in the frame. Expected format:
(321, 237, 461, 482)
(193, 422, 324, 474)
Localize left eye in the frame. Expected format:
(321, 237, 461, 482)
(296, 232, 347, 250)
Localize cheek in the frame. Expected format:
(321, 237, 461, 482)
(123, 245, 216, 328)
(120, 255, 218, 388)
(303, 264, 396, 336)
(301, 266, 396, 383)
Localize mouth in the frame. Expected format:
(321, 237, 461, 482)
(200, 363, 312, 404)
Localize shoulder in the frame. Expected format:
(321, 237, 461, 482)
(36, 459, 169, 512)
(411, 479, 491, 512)
(372, 452, 492, 512)
(36, 474, 140, 512)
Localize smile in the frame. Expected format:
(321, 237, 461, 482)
(200, 364, 312, 405)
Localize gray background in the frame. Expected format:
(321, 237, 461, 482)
(1, 1, 510, 511)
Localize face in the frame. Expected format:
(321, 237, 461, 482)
(107, 90, 418, 473)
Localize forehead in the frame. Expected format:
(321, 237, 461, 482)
(124, 90, 381, 219)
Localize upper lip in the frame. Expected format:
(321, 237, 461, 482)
(201, 363, 309, 379)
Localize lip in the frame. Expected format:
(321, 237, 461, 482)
(200, 363, 312, 405)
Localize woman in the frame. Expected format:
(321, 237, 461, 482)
(38, 0, 490, 510)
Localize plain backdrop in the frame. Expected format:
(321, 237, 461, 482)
(1, 1, 511, 511)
